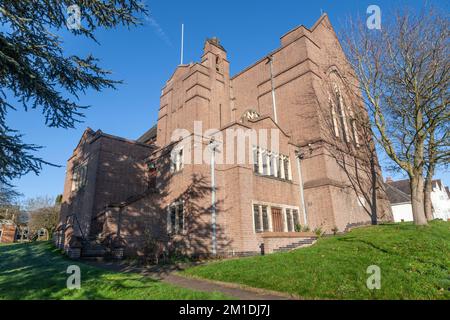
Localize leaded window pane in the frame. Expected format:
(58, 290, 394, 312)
(284, 158, 290, 180)
(262, 206, 269, 231)
(293, 209, 299, 229)
(170, 206, 176, 233)
(253, 205, 261, 232)
(177, 204, 184, 233)
(253, 148, 259, 173)
(286, 209, 293, 232)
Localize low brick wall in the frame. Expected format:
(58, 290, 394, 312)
(261, 232, 317, 253)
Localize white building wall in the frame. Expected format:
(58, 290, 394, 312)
(391, 203, 413, 222)
(430, 184, 450, 221)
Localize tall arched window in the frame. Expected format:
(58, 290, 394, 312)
(329, 83, 352, 143)
(329, 95, 339, 138)
(335, 86, 349, 142)
(349, 110, 360, 147)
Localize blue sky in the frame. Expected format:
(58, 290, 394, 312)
(7, 0, 449, 199)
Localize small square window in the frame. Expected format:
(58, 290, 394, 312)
(168, 203, 184, 234)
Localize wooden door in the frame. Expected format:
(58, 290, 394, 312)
(271, 208, 283, 232)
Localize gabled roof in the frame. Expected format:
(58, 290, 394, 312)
(69, 127, 154, 160)
(0, 219, 15, 225)
(432, 179, 444, 190)
(136, 125, 157, 144)
(387, 178, 448, 196)
(384, 183, 411, 205)
(386, 179, 411, 196)
(280, 13, 330, 40)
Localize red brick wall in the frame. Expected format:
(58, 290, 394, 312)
(58, 14, 392, 258)
(58, 130, 153, 250)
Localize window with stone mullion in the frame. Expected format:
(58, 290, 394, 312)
(286, 209, 293, 232)
(253, 204, 262, 232)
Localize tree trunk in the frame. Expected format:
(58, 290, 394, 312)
(370, 154, 378, 225)
(424, 176, 434, 221)
(424, 128, 436, 221)
(410, 175, 428, 225)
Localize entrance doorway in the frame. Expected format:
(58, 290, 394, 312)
(271, 207, 283, 232)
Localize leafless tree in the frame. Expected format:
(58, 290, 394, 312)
(26, 195, 59, 239)
(423, 102, 449, 220)
(341, 7, 449, 225)
(24, 195, 55, 212)
(318, 76, 391, 225)
(28, 206, 59, 240)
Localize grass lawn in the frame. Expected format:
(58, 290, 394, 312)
(0, 242, 229, 300)
(184, 221, 450, 299)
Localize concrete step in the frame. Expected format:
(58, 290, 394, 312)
(81, 249, 107, 257)
(273, 239, 316, 253)
(80, 256, 106, 262)
(81, 240, 108, 258)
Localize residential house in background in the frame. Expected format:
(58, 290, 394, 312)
(385, 178, 450, 222)
(430, 180, 450, 220)
(0, 220, 17, 243)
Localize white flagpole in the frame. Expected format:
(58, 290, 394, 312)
(180, 23, 184, 65)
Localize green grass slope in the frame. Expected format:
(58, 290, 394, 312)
(184, 221, 450, 299)
(0, 242, 228, 300)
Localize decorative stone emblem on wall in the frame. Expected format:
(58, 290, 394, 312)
(241, 109, 261, 122)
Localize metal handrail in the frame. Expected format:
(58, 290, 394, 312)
(71, 213, 86, 241)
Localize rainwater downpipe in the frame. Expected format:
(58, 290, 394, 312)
(296, 151, 308, 226)
(209, 139, 218, 256)
(268, 55, 278, 124)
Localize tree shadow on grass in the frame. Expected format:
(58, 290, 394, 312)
(336, 236, 448, 272)
(0, 242, 164, 300)
(0, 242, 224, 300)
(337, 236, 391, 254)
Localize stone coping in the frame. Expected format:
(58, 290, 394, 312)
(260, 232, 317, 238)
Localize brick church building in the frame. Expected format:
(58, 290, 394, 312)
(55, 14, 392, 259)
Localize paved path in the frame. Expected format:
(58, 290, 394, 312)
(85, 260, 295, 300)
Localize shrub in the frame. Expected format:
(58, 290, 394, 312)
(294, 223, 302, 232)
(313, 227, 323, 237)
(142, 227, 167, 264)
(302, 225, 310, 232)
(331, 226, 339, 235)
